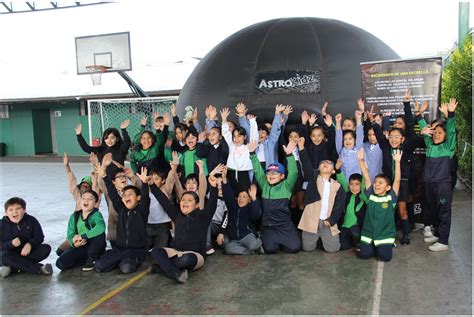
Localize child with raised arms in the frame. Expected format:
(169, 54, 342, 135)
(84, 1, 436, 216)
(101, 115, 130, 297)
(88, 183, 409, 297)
(357, 148, 402, 262)
(95, 154, 150, 274)
(75, 119, 131, 175)
(249, 139, 301, 254)
(149, 174, 219, 283)
(416, 98, 458, 252)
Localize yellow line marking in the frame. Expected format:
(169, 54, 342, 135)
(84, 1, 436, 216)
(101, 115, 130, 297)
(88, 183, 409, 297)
(78, 269, 150, 316)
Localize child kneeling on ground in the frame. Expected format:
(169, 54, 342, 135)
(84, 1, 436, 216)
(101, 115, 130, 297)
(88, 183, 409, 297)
(357, 148, 402, 262)
(297, 138, 345, 253)
(249, 139, 301, 254)
(217, 169, 263, 255)
(56, 190, 106, 272)
(1, 197, 52, 277)
(335, 159, 367, 250)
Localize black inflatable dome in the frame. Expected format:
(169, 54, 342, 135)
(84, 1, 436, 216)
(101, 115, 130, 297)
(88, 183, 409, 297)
(177, 17, 400, 124)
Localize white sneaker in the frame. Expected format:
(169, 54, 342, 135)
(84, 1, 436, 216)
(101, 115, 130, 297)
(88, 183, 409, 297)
(1, 266, 11, 278)
(424, 236, 439, 243)
(206, 248, 215, 255)
(423, 226, 434, 237)
(428, 242, 449, 252)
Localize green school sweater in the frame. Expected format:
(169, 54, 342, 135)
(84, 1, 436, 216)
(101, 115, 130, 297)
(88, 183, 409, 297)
(67, 209, 106, 246)
(360, 187, 397, 246)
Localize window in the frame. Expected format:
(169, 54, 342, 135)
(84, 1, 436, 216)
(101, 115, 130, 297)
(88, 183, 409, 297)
(0, 104, 9, 119)
(79, 100, 88, 116)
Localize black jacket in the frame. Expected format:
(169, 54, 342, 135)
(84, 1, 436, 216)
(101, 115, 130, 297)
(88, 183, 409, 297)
(77, 128, 131, 175)
(1, 214, 45, 251)
(373, 123, 424, 181)
(77, 129, 131, 164)
(151, 184, 218, 257)
(104, 175, 150, 250)
(221, 181, 261, 240)
(299, 123, 336, 169)
(196, 140, 229, 173)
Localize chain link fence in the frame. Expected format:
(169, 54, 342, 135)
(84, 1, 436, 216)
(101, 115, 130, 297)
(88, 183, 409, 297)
(87, 96, 177, 147)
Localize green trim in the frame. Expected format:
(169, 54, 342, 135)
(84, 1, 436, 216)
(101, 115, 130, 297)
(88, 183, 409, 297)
(361, 236, 372, 244)
(368, 194, 392, 203)
(374, 238, 395, 246)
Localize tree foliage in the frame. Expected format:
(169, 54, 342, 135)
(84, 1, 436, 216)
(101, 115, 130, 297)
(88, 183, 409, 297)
(442, 35, 472, 181)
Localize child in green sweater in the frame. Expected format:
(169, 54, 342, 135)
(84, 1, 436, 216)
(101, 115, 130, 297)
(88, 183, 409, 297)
(55, 190, 106, 272)
(357, 148, 402, 262)
(335, 159, 368, 251)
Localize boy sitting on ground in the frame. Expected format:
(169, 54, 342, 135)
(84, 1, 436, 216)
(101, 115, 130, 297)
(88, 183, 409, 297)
(95, 153, 150, 274)
(56, 190, 106, 272)
(1, 197, 53, 277)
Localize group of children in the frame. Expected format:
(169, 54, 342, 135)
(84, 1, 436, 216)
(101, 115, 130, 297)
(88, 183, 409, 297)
(1, 92, 459, 284)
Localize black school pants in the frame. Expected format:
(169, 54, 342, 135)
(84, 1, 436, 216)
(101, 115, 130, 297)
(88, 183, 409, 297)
(358, 243, 392, 262)
(339, 225, 361, 250)
(262, 222, 301, 254)
(423, 182, 452, 245)
(56, 234, 106, 270)
(94, 247, 146, 274)
(1, 244, 51, 273)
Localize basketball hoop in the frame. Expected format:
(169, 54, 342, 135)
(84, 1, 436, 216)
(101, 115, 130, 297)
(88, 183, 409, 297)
(85, 65, 109, 86)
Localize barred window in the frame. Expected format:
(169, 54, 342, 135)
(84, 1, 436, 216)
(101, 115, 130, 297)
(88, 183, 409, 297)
(0, 104, 9, 119)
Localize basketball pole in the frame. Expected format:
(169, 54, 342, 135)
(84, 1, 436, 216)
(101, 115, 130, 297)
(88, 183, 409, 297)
(118, 71, 149, 97)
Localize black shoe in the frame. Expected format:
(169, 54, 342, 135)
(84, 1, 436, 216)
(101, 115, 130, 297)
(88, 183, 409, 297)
(355, 243, 361, 253)
(400, 236, 410, 245)
(174, 269, 188, 284)
(149, 263, 160, 274)
(82, 257, 95, 272)
(39, 263, 53, 275)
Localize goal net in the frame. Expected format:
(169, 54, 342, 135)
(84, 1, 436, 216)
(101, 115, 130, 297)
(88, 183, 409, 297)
(87, 96, 177, 148)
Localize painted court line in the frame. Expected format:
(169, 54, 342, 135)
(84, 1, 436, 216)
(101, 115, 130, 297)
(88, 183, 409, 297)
(371, 261, 384, 316)
(78, 269, 150, 316)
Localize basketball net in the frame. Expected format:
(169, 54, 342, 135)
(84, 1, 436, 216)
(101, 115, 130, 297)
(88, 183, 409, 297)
(85, 65, 109, 86)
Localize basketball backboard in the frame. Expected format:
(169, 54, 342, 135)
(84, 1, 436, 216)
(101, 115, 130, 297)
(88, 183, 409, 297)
(75, 31, 132, 74)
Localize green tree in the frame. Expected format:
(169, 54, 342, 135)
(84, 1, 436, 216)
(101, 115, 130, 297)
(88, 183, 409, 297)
(442, 35, 472, 181)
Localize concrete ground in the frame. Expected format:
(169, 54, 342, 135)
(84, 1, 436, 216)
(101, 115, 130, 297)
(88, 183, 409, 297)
(0, 160, 472, 315)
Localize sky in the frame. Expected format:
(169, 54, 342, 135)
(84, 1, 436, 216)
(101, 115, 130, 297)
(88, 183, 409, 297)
(0, 0, 470, 100)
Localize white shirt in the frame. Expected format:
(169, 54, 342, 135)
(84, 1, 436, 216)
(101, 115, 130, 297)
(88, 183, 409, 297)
(292, 148, 300, 161)
(212, 198, 227, 223)
(256, 143, 266, 162)
(148, 192, 171, 224)
(222, 119, 258, 171)
(319, 178, 331, 220)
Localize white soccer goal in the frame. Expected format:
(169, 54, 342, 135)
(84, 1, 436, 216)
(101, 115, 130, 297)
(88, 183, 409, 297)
(87, 96, 177, 147)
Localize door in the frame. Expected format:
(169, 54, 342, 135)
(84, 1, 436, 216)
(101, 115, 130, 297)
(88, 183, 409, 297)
(32, 109, 53, 154)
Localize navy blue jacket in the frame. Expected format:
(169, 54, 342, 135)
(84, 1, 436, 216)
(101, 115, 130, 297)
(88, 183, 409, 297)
(299, 123, 336, 169)
(150, 184, 218, 257)
(221, 181, 262, 240)
(1, 214, 45, 251)
(104, 175, 150, 250)
(373, 123, 424, 181)
(196, 140, 229, 173)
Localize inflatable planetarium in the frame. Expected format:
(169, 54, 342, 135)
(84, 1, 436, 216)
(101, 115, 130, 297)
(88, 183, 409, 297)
(177, 17, 400, 124)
